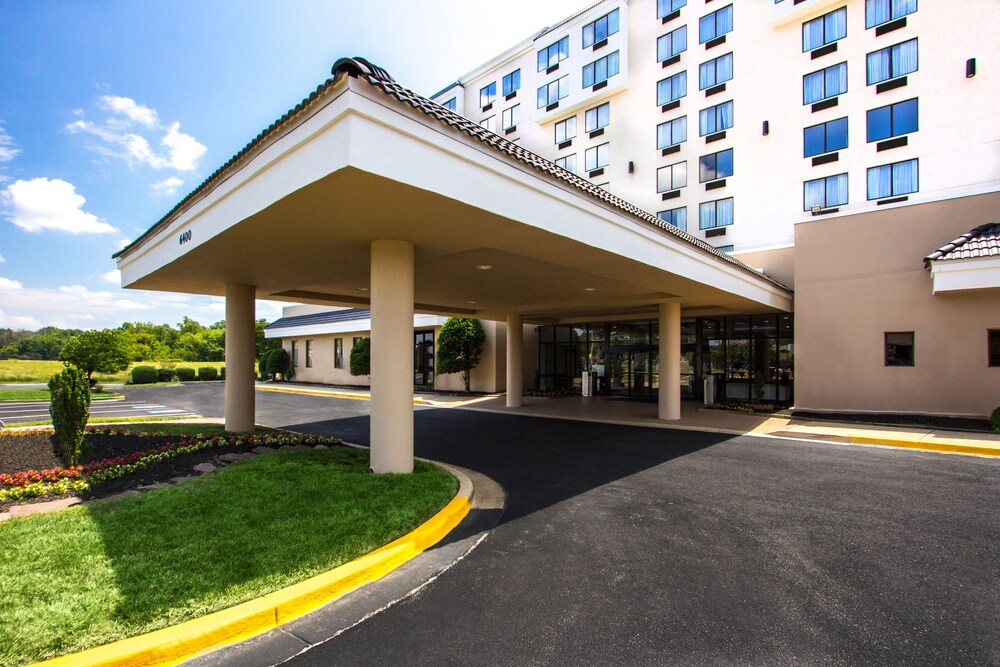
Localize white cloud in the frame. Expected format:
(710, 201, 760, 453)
(0, 276, 23, 290)
(161, 123, 206, 171)
(0, 125, 19, 164)
(115, 237, 131, 249)
(99, 95, 158, 128)
(0, 278, 156, 329)
(102, 269, 120, 284)
(151, 176, 184, 197)
(1, 177, 117, 234)
(0, 308, 42, 330)
(0, 253, 5, 263)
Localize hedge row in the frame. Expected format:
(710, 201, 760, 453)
(129, 365, 226, 385)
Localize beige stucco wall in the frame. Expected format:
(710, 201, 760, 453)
(794, 191, 1000, 417)
(283, 330, 371, 386)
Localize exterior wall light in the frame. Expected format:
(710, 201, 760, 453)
(628, 161, 635, 174)
(966, 58, 976, 78)
(762, 120, 770, 136)
(811, 205, 822, 214)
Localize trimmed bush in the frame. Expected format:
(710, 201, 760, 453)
(265, 348, 291, 380)
(349, 337, 370, 376)
(48, 365, 91, 466)
(157, 368, 176, 382)
(991, 407, 1000, 434)
(130, 365, 159, 385)
(198, 366, 218, 381)
(220, 366, 226, 380)
(175, 367, 196, 382)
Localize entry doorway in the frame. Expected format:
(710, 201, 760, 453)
(414, 330, 434, 389)
(627, 348, 659, 400)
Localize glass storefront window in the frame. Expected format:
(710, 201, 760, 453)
(726, 316, 750, 338)
(726, 339, 750, 380)
(589, 325, 606, 342)
(752, 314, 777, 337)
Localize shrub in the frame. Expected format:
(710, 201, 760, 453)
(350, 337, 370, 376)
(48, 366, 91, 466)
(157, 368, 176, 382)
(259, 352, 272, 380)
(175, 367, 196, 382)
(220, 366, 226, 380)
(130, 365, 159, 385)
(436, 318, 485, 393)
(198, 366, 218, 381)
(265, 348, 291, 380)
(991, 407, 1000, 434)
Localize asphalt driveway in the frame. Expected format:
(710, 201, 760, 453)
(124, 384, 1000, 665)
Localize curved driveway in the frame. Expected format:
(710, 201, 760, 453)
(126, 384, 1000, 666)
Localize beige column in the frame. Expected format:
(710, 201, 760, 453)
(506, 314, 523, 408)
(224, 283, 256, 433)
(658, 301, 681, 421)
(370, 240, 415, 474)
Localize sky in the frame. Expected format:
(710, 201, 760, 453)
(0, 0, 587, 331)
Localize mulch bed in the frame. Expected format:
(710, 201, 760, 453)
(0, 431, 270, 513)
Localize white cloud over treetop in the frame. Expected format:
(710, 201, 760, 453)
(1, 177, 117, 234)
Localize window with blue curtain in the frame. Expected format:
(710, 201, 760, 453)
(502, 70, 521, 97)
(865, 0, 917, 28)
(803, 117, 848, 157)
(583, 51, 620, 88)
(802, 7, 847, 52)
(699, 197, 734, 229)
(699, 100, 734, 135)
(657, 25, 687, 62)
(803, 173, 848, 210)
(803, 62, 847, 104)
(867, 38, 917, 85)
(867, 158, 918, 199)
(867, 98, 917, 142)
(657, 0, 686, 18)
(480, 82, 496, 108)
(657, 207, 687, 231)
(657, 71, 687, 105)
(699, 148, 733, 182)
(699, 52, 733, 89)
(537, 76, 569, 108)
(585, 103, 611, 132)
(537, 37, 570, 71)
(699, 4, 733, 43)
(583, 9, 620, 48)
(657, 116, 687, 149)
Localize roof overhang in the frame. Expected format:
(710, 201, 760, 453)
(928, 256, 1000, 294)
(115, 62, 792, 324)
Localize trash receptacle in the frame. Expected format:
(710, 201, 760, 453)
(703, 374, 716, 405)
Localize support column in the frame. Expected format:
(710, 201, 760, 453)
(370, 240, 414, 473)
(224, 283, 256, 433)
(659, 301, 681, 421)
(506, 314, 523, 408)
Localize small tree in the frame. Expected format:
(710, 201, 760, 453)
(350, 337, 371, 377)
(265, 348, 291, 380)
(59, 329, 130, 384)
(436, 318, 485, 393)
(49, 365, 91, 466)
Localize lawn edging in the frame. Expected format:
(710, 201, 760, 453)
(35, 463, 473, 667)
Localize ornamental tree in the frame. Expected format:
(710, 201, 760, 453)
(436, 318, 485, 393)
(48, 365, 91, 466)
(59, 329, 131, 384)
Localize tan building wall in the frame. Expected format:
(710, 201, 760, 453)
(794, 191, 1000, 417)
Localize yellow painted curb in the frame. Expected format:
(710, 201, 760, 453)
(34, 493, 470, 667)
(255, 385, 431, 406)
(849, 436, 1000, 458)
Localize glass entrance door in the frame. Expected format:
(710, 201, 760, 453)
(628, 349, 659, 399)
(414, 331, 434, 389)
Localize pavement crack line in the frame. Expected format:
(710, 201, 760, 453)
(275, 626, 311, 648)
(276, 530, 492, 665)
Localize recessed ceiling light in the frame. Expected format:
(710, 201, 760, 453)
(358, 287, 369, 291)
(475, 264, 493, 270)
(467, 300, 477, 304)
(583, 287, 597, 291)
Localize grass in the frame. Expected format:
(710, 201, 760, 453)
(0, 448, 457, 665)
(1, 421, 276, 434)
(3, 416, 196, 428)
(0, 360, 230, 385)
(0, 388, 122, 402)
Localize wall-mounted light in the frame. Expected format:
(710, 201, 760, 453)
(762, 120, 770, 136)
(627, 161, 635, 174)
(811, 205, 822, 215)
(966, 58, 976, 78)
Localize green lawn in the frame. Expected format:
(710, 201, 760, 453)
(0, 448, 457, 666)
(0, 360, 231, 384)
(0, 388, 122, 402)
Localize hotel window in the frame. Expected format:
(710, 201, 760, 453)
(867, 98, 918, 142)
(657, 207, 687, 232)
(699, 197, 734, 229)
(715, 245, 734, 253)
(885, 332, 914, 366)
(480, 82, 496, 109)
(291, 341, 298, 367)
(657, 116, 687, 149)
(657, 161, 688, 193)
(699, 100, 733, 136)
(699, 5, 733, 44)
(804, 173, 848, 210)
(585, 142, 610, 171)
(989, 330, 1000, 367)
(866, 0, 916, 29)
(657, 0, 686, 19)
(537, 76, 569, 108)
(503, 69, 521, 97)
(353, 336, 362, 346)
(585, 102, 610, 133)
(502, 104, 521, 130)
(867, 39, 917, 85)
(657, 71, 687, 105)
(443, 97, 457, 111)
(804, 117, 848, 157)
(867, 158, 918, 199)
(802, 7, 847, 52)
(699, 148, 733, 182)
(657, 25, 687, 62)
(583, 51, 620, 88)
(334, 338, 343, 369)
(555, 154, 577, 174)
(699, 52, 733, 90)
(537, 36, 570, 71)
(480, 115, 496, 132)
(305, 340, 313, 368)
(583, 9, 619, 48)
(555, 116, 577, 143)
(803, 62, 847, 104)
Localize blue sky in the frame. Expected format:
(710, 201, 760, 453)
(0, 0, 585, 330)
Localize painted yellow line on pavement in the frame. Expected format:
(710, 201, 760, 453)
(255, 385, 432, 405)
(34, 493, 470, 667)
(848, 435, 1000, 458)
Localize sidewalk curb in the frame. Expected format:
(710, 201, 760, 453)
(255, 384, 432, 406)
(848, 435, 1000, 458)
(34, 466, 472, 667)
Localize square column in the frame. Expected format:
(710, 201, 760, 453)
(224, 283, 256, 433)
(370, 239, 415, 473)
(659, 301, 681, 421)
(506, 314, 523, 408)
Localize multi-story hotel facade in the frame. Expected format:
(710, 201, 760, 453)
(264, 0, 999, 418)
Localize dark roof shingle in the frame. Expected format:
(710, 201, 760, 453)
(264, 308, 371, 331)
(924, 222, 1000, 266)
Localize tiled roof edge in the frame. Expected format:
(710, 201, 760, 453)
(264, 308, 372, 330)
(924, 222, 1000, 267)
